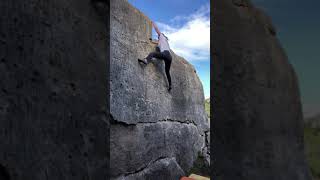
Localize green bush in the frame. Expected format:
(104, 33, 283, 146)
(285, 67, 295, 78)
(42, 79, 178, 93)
(188, 152, 210, 177)
(304, 126, 320, 179)
(205, 98, 210, 118)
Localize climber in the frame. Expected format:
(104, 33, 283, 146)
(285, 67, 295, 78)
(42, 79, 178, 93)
(138, 21, 172, 92)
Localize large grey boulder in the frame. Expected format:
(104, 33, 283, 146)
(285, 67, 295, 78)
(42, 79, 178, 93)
(110, 0, 210, 179)
(0, 0, 109, 179)
(213, 0, 311, 180)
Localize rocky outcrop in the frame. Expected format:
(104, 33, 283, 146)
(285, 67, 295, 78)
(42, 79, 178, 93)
(213, 0, 311, 180)
(110, 0, 210, 179)
(0, 0, 109, 179)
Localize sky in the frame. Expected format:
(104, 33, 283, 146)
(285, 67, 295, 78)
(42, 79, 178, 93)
(127, 0, 210, 99)
(251, 0, 320, 118)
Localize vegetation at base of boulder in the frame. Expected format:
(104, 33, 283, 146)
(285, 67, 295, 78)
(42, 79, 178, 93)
(188, 152, 210, 177)
(205, 98, 210, 118)
(304, 125, 320, 179)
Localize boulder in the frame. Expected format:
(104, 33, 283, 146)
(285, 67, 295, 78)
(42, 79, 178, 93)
(110, 0, 210, 178)
(212, 0, 312, 179)
(0, 0, 109, 179)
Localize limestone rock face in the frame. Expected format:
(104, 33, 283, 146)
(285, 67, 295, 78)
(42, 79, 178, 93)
(213, 0, 311, 180)
(110, 0, 210, 178)
(115, 157, 185, 180)
(0, 0, 109, 179)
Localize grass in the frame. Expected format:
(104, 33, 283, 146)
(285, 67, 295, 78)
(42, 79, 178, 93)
(188, 152, 210, 177)
(204, 98, 210, 118)
(304, 126, 320, 179)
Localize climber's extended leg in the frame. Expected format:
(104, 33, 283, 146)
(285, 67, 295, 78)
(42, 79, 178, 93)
(163, 51, 172, 91)
(165, 61, 172, 91)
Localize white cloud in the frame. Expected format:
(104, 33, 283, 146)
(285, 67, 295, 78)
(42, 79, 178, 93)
(156, 4, 210, 62)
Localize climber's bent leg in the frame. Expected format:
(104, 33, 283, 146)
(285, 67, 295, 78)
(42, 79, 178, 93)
(146, 51, 164, 61)
(138, 51, 164, 64)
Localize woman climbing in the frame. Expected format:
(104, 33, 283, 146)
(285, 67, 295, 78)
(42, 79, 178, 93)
(138, 21, 172, 92)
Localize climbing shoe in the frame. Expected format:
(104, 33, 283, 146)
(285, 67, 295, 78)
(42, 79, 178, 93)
(138, 58, 147, 65)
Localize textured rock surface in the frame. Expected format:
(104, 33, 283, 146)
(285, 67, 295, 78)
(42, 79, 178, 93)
(110, 0, 210, 179)
(110, 121, 204, 177)
(213, 0, 311, 179)
(114, 157, 185, 180)
(0, 0, 109, 179)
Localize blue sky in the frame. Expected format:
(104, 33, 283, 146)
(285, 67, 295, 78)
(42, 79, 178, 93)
(128, 0, 210, 98)
(251, 0, 320, 117)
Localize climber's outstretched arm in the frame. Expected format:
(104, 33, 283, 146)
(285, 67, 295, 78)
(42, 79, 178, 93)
(152, 21, 161, 36)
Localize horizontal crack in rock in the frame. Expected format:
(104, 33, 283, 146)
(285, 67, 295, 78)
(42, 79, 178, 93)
(158, 118, 198, 126)
(110, 114, 198, 127)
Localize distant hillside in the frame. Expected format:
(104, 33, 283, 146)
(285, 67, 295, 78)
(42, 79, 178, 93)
(304, 114, 320, 180)
(205, 98, 210, 118)
(305, 114, 320, 128)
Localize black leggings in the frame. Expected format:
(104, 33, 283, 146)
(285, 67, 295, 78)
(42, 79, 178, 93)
(146, 50, 172, 87)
